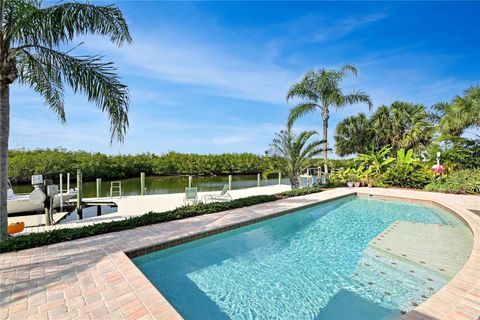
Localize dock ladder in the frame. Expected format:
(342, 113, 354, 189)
(110, 181, 122, 198)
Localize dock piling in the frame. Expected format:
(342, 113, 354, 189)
(59, 173, 63, 211)
(76, 169, 83, 214)
(96, 178, 102, 198)
(278, 172, 282, 185)
(228, 175, 232, 191)
(44, 208, 51, 226)
(257, 173, 260, 187)
(188, 175, 192, 188)
(141, 172, 145, 196)
(67, 172, 70, 191)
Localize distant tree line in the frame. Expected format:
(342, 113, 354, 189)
(8, 149, 352, 183)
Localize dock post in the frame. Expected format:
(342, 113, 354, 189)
(44, 207, 51, 226)
(59, 173, 63, 211)
(188, 175, 192, 188)
(96, 178, 102, 198)
(257, 173, 260, 187)
(228, 175, 232, 191)
(278, 172, 282, 185)
(141, 172, 145, 195)
(76, 169, 83, 215)
(67, 172, 70, 191)
(96, 205, 102, 216)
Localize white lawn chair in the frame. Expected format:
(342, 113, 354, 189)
(203, 185, 232, 203)
(184, 187, 201, 205)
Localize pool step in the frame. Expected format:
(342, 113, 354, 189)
(368, 220, 472, 278)
(347, 248, 447, 313)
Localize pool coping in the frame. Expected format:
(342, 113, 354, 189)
(0, 188, 479, 319)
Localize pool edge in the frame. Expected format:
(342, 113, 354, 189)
(128, 189, 479, 320)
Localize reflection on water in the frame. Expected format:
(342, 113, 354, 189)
(57, 205, 118, 224)
(13, 174, 290, 198)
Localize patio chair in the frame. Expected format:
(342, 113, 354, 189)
(203, 185, 232, 203)
(184, 187, 201, 205)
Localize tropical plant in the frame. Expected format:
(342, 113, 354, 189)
(436, 85, 480, 135)
(334, 102, 434, 156)
(423, 137, 475, 173)
(286, 65, 372, 174)
(377, 148, 432, 188)
(268, 127, 325, 189)
(424, 169, 480, 195)
(370, 102, 433, 153)
(0, 1, 131, 240)
(355, 146, 395, 176)
(334, 113, 373, 156)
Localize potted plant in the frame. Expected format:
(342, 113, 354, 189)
(367, 178, 374, 187)
(352, 175, 361, 187)
(346, 173, 357, 187)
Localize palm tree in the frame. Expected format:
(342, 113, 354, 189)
(286, 65, 372, 175)
(0, 1, 131, 240)
(268, 127, 324, 189)
(334, 113, 372, 156)
(437, 85, 480, 135)
(370, 102, 433, 153)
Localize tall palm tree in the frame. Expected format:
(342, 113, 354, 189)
(286, 65, 372, 175)
(334, 113, 372, 156)
(0, 0, 131, 240)
(268, 127, 324, 189)
(437, 85, 480, 135)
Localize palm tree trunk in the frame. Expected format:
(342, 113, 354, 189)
(290, 174, 299, 189)
(0, 83, 9, 240)
(322, 112, 329, 178)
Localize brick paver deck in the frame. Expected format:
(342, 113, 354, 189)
(1, 188, 479, 319)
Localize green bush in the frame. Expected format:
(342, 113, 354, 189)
(0, 188, 325, 253)
(425, 169, 480, 194)
(375, 149, 432, 189)
(377, 167, 432, 189)
(277, 186, 324, 197)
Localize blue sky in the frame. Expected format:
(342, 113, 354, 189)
(10, 1, 480, 157)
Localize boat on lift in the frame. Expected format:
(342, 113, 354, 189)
(7, 180, 78, 215)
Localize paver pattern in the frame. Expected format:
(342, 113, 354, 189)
(0, 187, 479, 319)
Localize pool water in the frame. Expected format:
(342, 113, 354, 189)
(133, 196, 472, 320)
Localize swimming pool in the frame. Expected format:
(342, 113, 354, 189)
(133, 196, 473, 320)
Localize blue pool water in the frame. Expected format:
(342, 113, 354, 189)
(133, 196, 471, 320)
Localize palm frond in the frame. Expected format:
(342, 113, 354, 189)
(9, 2, 131, 48)
(17, 49, 65, 121)
(287, 103, 318, 127)
(17, 46, 129, 142)
(342, 90, 372, 109)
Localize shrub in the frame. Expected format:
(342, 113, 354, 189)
(378, 166, 432, 189)
(376, 148, 432, 189)
(425, 169, 480, 194)
(0, 188, 324, 253)
(277, 186, 324, 197)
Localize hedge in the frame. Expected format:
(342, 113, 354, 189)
(0, 187, 324, 253)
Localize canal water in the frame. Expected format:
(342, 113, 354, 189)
(12, 174, 289, 197)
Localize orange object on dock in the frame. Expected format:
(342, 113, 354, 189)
(8, 222, 25, 235)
